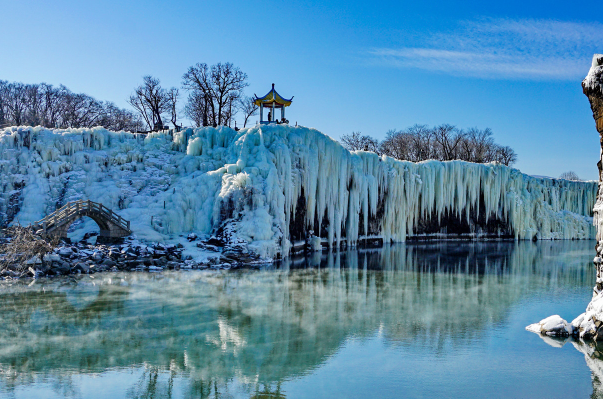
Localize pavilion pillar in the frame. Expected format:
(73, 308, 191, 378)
(281, 106, 285, 121)
(272, 102, 275, 123)
(260, 104, 263, 123)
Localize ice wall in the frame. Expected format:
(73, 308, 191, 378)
(0, 124, 596, 259)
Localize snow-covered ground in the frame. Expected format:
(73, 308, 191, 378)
(0, 124, 596, 260)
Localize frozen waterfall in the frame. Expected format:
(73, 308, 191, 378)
(0, 124, 596, 259)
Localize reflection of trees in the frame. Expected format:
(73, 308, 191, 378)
(0, 241, 594, 398)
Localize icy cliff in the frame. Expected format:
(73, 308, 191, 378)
(0, 124, 596, 259)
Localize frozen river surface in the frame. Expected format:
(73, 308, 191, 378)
(0, 241, 600, 398)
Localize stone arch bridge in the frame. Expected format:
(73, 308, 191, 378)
(31, 200, 131, 242)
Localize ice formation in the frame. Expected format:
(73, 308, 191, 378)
(0, 124, 596, 259)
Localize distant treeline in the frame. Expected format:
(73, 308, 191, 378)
(0, 80, 142, 131)
(0, 61, 260, 133)
(341, 125, 517, 166)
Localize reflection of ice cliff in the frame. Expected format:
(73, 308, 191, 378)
(0, 241, 593, 396)
(0, 125, 595, 258)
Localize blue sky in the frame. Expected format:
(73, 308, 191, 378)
(1, 0, 601, 179)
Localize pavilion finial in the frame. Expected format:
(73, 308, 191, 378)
(272, 83, 275, 89)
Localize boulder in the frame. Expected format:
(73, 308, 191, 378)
(526, 315, 573, 337)
(74, 263, 90, 274)
(57, 247, 74, 257)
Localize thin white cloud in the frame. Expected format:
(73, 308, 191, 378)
(371, 18, 603, 80)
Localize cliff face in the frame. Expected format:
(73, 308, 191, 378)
(0, 125, 596, 259)
(583, 54, 603, 297)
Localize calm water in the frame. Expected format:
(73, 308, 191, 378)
(0, 241, 601, 398)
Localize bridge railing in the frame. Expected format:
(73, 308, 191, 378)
(31, 200, 130, 233)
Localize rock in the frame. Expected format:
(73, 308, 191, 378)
(526, 315, 573, 337)
(92, 251, 103, 261)
(138, 257, 151, 266)
(43, 253, 61, 262)
(167, 261, 180, 269)
(57, 247, 74, 257)
(53, 262, 71, 275)
(197, 242, 220, 251)
(206, 237, 223, 247)
(25, 256, 42, 265)
(95, 264, 109, 272)
(101, 259, 117, 268)
(74, 263, 90, 274)
(187, 233, 198, 242)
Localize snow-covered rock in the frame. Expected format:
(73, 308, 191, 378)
(0, 124, 596, 260)
(583, 54, 603, 98)
(526, 315, 574, 337)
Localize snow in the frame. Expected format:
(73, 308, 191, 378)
(0, 124, 596, 259)
(526, 315, 573, 336)
(583, 54, 603, 96)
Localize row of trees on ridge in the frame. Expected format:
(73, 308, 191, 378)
(0, 81, 142, 131)
(0, 62, 261, 133)
(341, 125, 518, 166)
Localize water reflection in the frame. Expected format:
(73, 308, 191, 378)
(0, 241, 595, 398)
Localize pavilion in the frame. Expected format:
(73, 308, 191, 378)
(254, 84, 293, 124)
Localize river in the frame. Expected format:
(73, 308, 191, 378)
(0, 241, 600, 398)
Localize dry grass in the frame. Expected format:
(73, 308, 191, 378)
(0, 225, 59, 277)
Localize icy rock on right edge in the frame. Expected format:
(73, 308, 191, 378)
(582, 54, 603, 340)
(528, 55, 603, 342)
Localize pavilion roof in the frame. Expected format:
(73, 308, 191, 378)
(253, 84, 293, 107)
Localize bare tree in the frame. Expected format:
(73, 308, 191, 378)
(461, 127, 495, 163)
(184, 90, 209, 127)
(341, 131, 380, 153)
(128, 76, 170, 130)
(432, 124, 465, 160)
(240, 96, 258, 127)
(493, 145, 517, 166)
(62, 93, 104, 128)
(559, 171, 581, 181)
(381, 129, 412, 160)
(408, 124, 435, 161)
(0, 80, 7, 127)
(182, 63, 215, 125)
(167, 87, 179, 128)
(5, 83, 28, 126)
(182, 62, 248, 126)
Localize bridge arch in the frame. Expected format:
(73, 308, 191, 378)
(32, 200, 131, 242)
